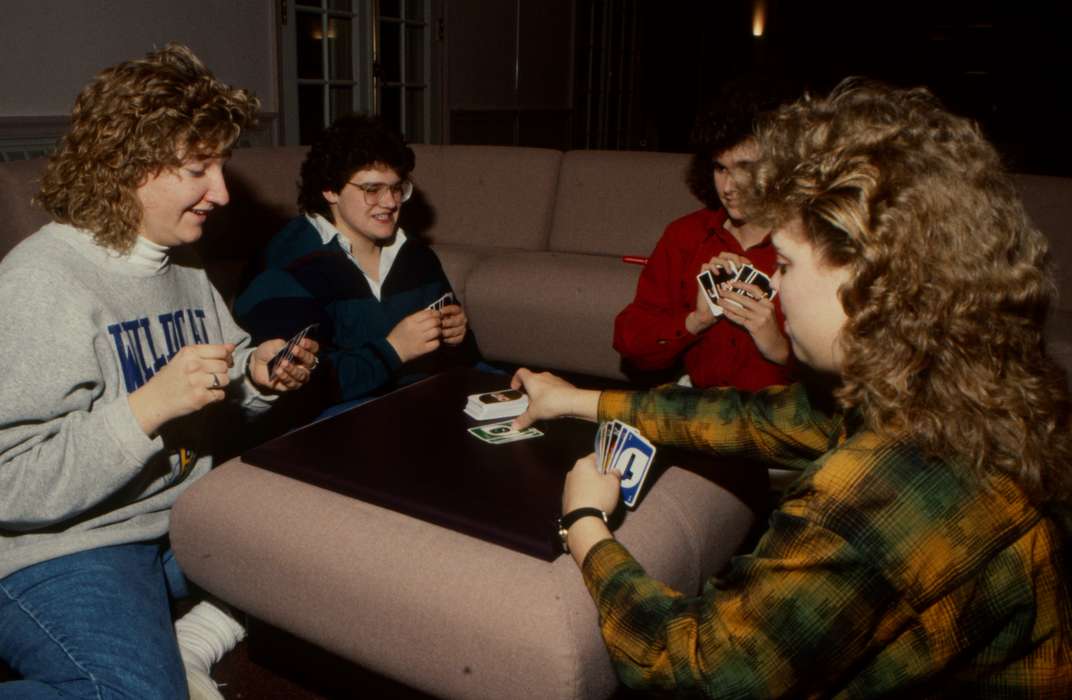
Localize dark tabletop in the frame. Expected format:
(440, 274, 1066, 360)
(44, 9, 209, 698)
(242, 367, 768, 560)
(242, 367, 600, 560)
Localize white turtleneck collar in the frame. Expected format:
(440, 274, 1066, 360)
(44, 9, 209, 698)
(126, 236, 171, 272)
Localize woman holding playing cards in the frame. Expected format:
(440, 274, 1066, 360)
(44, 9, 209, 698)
(0, 45, 318, 698)
(512, 80, 1072, 696)
(613, 78, 795, 392)
(235, 113, 478, 416)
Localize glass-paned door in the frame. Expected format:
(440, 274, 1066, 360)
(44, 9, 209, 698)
(375, 1, 431, 141)
(281, 0, 437, 144)
(288, 1, 373, 144)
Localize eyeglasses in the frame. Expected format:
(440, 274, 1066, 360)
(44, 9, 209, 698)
(347, 179, 414, 205)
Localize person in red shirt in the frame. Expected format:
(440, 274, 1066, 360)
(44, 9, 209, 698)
(614, 86, 794, 391)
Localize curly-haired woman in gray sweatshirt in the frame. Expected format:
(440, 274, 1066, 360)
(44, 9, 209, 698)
(0, 45, 318, 698)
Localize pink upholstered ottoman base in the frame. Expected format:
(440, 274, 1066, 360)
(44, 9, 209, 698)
(171, 458, 756, 700)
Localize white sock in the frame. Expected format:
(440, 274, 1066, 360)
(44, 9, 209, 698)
(175, 601, 246, 700)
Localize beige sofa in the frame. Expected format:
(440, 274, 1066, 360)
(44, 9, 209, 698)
(188, 145, 705, 381)
(7, 147, 1070, 378)
(3, 147, 1071, 697)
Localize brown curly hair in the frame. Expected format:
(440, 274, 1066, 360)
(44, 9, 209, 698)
(297, 113, 415, 221)
(686, 75, 799, 210)
(751, 78, 1072, 503)
(36, 43, 259, 252)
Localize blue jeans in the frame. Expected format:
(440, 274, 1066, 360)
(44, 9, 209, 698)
(0, 541, 189, 699)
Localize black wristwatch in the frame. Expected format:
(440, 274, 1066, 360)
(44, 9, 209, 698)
(556, 507, 608, 554)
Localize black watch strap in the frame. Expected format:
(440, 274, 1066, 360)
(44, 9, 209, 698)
(557, 507, 608, 553)
(560, 507, 606, 530)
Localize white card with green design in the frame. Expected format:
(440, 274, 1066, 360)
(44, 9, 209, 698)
(467, 420, 543, 444)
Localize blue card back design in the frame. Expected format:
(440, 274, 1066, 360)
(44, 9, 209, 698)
(610, 429, 656, 507)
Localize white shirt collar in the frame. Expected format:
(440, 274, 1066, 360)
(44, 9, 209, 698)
(306, 213, 407, 301)
(127, 236, 171, 271)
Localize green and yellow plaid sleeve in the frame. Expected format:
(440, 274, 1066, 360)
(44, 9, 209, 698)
(580, 421, 1072, 696)
(598, 382, 839, 469)
(581, 505, 903, 697)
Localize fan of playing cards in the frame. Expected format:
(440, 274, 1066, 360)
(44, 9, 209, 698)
(696, 261, 775, 318)
(595, 420, 656, 508)
(268, 323, 319, 381)
(427, 292, 454, 311)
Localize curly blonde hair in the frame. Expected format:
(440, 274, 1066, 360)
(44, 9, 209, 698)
(751, 79, 1072, 503)
(36, 43, 259, 252)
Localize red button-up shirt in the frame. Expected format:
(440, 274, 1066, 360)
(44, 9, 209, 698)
(613, 207, 793, 391)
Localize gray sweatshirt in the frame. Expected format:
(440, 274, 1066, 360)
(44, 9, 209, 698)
(0, 223, 273, 578)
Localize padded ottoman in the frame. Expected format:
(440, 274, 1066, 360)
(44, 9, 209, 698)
(170, 457, 760, 699)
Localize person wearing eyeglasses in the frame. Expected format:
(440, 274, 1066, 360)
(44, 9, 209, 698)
(235, 113, 478, 417)
(613, 78, 795, 392)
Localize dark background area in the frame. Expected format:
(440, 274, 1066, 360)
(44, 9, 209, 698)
(569, 0, 1072, 176)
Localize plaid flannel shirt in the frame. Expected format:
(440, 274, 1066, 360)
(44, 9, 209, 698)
(587, 383, 1072, 698)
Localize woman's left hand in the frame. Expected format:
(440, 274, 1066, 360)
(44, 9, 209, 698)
(718, 280, 790, 365)
(441, 304, 468, 345)
(561, 454, 620, 563)
(248, 337, 321, 392)
(562, 453, 621, 515)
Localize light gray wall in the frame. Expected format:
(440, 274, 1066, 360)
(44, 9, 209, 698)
(0, 0, 277, 117)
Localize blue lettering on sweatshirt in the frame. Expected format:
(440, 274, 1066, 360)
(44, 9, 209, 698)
(158, 313, 179, 357)
(173, 311, 188, 347)
(107, 307, 213, 393)
(186, 308, 206, 343)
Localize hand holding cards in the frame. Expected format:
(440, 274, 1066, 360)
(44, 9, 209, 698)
(267, 323, 318, 381)
(465, 388, 542, 444)
(594, 420, 656, 508)
(697, 265, 735, 317)
(731, 263, 776, 301)
(427, 292, 454, 311)
(696, 260, 775, 316)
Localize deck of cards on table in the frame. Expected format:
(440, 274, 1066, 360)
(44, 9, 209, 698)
(464, 389, 530, 421)
(595, 420, 657, 507)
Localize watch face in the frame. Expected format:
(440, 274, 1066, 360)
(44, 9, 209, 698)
(557, 521, 570, 553)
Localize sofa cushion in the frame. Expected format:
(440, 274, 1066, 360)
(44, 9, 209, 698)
(197, 145, 308, 261)
(464, 250, 641, 379)
(408, 145, 561, 251)
(548, 150, 700, 257)
(0, 157, 49, 259)
(428, 243, 502, 305)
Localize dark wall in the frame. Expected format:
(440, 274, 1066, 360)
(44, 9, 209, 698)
(632, 0, 1072, 175)
(445, 0, 574, 148)
(446, 1, 1071, 175)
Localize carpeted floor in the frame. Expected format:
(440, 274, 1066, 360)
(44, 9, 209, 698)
(214, 638, 325, 699)
(212, 615, 440, 699)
